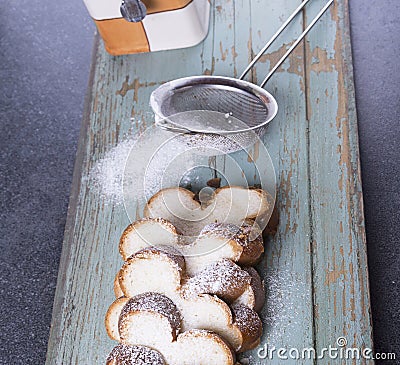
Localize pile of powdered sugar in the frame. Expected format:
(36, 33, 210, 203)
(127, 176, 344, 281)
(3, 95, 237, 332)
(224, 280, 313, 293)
(88, 124, 215, 208)
(88, 137, 139, 205)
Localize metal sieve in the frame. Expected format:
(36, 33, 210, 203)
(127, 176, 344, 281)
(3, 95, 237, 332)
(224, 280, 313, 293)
(150, 0, 334, 153)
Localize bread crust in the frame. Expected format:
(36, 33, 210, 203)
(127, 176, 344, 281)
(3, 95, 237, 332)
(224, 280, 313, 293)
(105, 297, 129, 341)
(236, 220, 264, 265)
(113, 272, 124, 298)
(231, 303, 263, 352)
(244, 267, 265, 313)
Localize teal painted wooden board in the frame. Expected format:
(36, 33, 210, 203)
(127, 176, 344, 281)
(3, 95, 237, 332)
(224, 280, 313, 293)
(45, 0, 373, 364)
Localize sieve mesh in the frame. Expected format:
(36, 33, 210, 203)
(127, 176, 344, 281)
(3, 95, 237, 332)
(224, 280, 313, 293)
(150, 76, 278, 153)
(160, 84, 270, 131)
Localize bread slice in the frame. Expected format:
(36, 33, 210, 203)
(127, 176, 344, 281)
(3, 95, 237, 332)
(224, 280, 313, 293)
(116, 293, 235, 365)
(188, 221, 264, 274)
(113, 248, 262, 351)
(119, 247, 185, 299)
(183, 259, 252, 303)
(113, 272, 124, 298)
(119, 217, 180, 261)
(183, 261, 265, 313)
(119, 218, 264, 276)
(230, 303, 263, 351)
(233, 267, 265, 313)
(144, 186, 271, 237)
(119, 292, 182, 343)
(105, 297, 129, 341)
(112, 263, 265, 314)
(106, 344, 166, 365)
(119, 247, 262, 310)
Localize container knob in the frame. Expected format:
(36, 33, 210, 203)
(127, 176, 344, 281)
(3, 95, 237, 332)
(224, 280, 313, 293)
(120, 0, 147, 22)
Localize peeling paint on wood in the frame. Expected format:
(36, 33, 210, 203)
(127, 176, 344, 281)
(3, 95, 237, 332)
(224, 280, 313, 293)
(45, 0, 373, 364)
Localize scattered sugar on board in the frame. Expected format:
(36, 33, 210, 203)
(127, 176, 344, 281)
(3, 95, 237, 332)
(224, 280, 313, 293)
(88, 137, 138, 205)
(237, 268, 311, 364)
(88, 124, 212, 206)
(262, 268, 311, 345)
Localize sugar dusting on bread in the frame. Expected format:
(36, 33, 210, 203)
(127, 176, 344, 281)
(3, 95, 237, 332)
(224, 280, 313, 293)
(134, 246, 186, 274)
(120, 293, 182, 336)
(231, 303, 262, 339)
(106, 344, 165, 365)
(184, 259, 251, 302)
(199, 221, 262, 251)
(199, 223, 245, 242)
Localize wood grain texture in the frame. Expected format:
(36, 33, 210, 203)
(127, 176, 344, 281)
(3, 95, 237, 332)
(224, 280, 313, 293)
(45, 0, 373, 364)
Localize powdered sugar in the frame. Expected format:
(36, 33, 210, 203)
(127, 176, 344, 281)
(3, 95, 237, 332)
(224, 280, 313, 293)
(231, 303, 263, 340)
(89, 138, 139, 205)
(236, 268, 311, 363)
(185, 259, 251, 302)
(88, 123, 214, 209)
(120, 292, 182, 335)
(106, 344, 165, 365)
(261, 268, 311, 345)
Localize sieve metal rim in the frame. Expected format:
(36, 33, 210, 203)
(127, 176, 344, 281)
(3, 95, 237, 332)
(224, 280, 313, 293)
(150, 75, 279, 135)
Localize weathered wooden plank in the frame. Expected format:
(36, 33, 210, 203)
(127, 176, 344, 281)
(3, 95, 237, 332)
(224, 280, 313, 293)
(241, 1, 314, 363)
(46, 0, 373, 364)
(305, 0, 374, 362)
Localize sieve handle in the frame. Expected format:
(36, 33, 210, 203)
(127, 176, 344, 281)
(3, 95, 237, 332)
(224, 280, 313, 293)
(239, 0, 334, 88)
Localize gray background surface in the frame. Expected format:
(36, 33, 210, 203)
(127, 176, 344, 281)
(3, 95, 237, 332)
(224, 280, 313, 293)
(0, 0, 399, 364)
